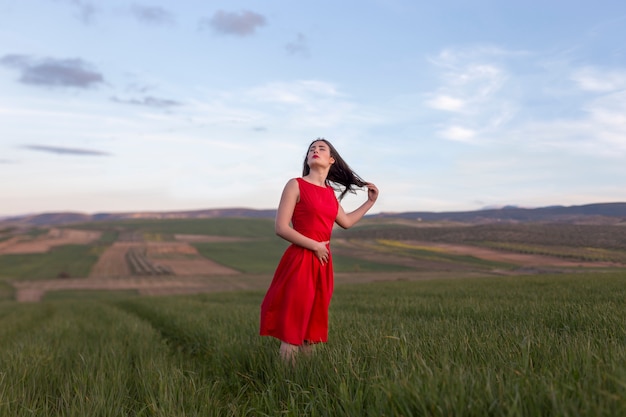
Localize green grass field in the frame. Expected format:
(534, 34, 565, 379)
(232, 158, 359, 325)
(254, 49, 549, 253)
(1, 219, 626, 414)
(1, 272, 625, 416)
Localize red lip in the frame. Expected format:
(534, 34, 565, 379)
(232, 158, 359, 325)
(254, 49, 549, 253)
(312, 155, 319, 159)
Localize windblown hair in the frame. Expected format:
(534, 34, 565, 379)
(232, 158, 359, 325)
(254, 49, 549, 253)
(302, 138, 367, 200)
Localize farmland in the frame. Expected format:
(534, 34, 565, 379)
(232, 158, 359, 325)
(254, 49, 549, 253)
(0, 218, 625, 301)
(0, 218, 422, 301)
(0, 217, 625, 415)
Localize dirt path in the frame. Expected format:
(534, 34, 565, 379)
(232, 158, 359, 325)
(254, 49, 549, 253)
(89, 242, 132, 277)
(334, 238, 621, 269)
(13, 274, 272, 302)
(13, 269, 507, 303)
(12, 267, 544, 303)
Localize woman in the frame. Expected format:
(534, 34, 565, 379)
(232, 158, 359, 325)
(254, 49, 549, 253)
(260, 138, 379, 363)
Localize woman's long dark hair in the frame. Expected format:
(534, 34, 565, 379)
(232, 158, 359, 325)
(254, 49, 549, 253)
(302, 138, 367, 200)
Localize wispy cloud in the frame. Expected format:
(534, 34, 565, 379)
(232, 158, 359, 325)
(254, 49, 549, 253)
(0, 54, 105, 88)
(571, 67, 626, 92)
(0, 159, 17, 164)
(200, 10, 267, 36)
(111, 96, 183, 108)
(248, 80, 342, 104)
(51, 0, 98, 24)
(285, 33, 309, 57)
(21, 145, 111, 156)
(438, 126, 476, 142)
(426, 95, 465, 112)
(424, 46, 526, 143)
(131, 4, 175, 25)
(424, 45, 626, 157)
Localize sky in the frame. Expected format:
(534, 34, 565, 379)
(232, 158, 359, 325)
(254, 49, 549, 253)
(1, 0, 626, 217)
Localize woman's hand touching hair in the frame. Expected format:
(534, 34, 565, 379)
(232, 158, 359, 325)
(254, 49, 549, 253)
(366, 183, 379, 203)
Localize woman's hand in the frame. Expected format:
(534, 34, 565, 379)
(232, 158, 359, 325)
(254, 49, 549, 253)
(312, 240, 330, 265)
(366, 183, 379, 203)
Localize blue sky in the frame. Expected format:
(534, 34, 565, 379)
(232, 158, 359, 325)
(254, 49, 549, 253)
(1, 0, 625, 217)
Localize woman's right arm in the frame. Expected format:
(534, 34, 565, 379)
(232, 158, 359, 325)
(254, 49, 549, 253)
(275, 179, 330, 263)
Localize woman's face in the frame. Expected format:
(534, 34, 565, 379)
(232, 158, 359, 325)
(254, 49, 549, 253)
(307, 141, 335, 167)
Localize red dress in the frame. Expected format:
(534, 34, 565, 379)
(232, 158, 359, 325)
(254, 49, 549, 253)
(260, 177, 339, 345)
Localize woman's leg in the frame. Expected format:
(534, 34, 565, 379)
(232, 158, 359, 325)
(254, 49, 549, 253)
(299, 340, 315, 357)
(279, 341, 299, 365)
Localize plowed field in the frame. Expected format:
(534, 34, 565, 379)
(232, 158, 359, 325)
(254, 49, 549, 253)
(0, 229, 101, 254)
(90, 241, 239, 278)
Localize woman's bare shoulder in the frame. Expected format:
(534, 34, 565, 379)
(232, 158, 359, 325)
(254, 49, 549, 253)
(284, 177, 300, 189)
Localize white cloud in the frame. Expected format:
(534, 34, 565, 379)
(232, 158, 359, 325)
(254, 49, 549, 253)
(571, 67, 626, 92)
(439, 126, 476, 142)
(423, 45, 626, 162)
(424, 46, 516, 147)
(426, 95, 464, 111)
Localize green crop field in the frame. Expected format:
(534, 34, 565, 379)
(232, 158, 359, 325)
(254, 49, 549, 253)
(74, 218, 277, 238)
(0, 245, 100, 281)
(340, 223, 626, 251)
(1, 272, 625, 416)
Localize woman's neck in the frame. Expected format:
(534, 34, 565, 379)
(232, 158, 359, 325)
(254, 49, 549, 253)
(303, 168, 328, 187)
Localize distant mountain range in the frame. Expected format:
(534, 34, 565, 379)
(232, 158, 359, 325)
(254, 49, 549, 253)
(373, 202, 626, 224)
(2, 202, 626, 227)
(1, 208, 278, 227)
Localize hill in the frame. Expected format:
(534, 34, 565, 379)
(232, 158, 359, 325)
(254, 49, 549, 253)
(371, 202, 626, 225)
(2, 202, 626, 228)
(2, 208, 278, 227)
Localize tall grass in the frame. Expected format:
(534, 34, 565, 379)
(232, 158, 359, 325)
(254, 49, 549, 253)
(0, 282, 13, 301)
(1, 272, 625, 416)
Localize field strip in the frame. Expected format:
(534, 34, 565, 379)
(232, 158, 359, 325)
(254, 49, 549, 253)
(13, 274, 268, 302)
(174, 234, 257, 243)
(11, 270, 495, 302)
(89, 242, 133, 277)
(0, 228, 101, 254)
(332, 238, 492, 270)
(11, 263, 598, 303)
(146, 242, 239, 275)
(90, 241, 239, 278)
(401, 240, 622, 267)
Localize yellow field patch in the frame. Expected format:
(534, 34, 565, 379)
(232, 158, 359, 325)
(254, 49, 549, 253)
(377, 239, 448, 253)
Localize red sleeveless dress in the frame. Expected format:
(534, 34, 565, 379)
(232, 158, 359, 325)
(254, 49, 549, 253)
(260, 177, 339, 345)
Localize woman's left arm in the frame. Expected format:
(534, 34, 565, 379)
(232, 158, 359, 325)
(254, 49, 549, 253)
(335, 183, 379, 229)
